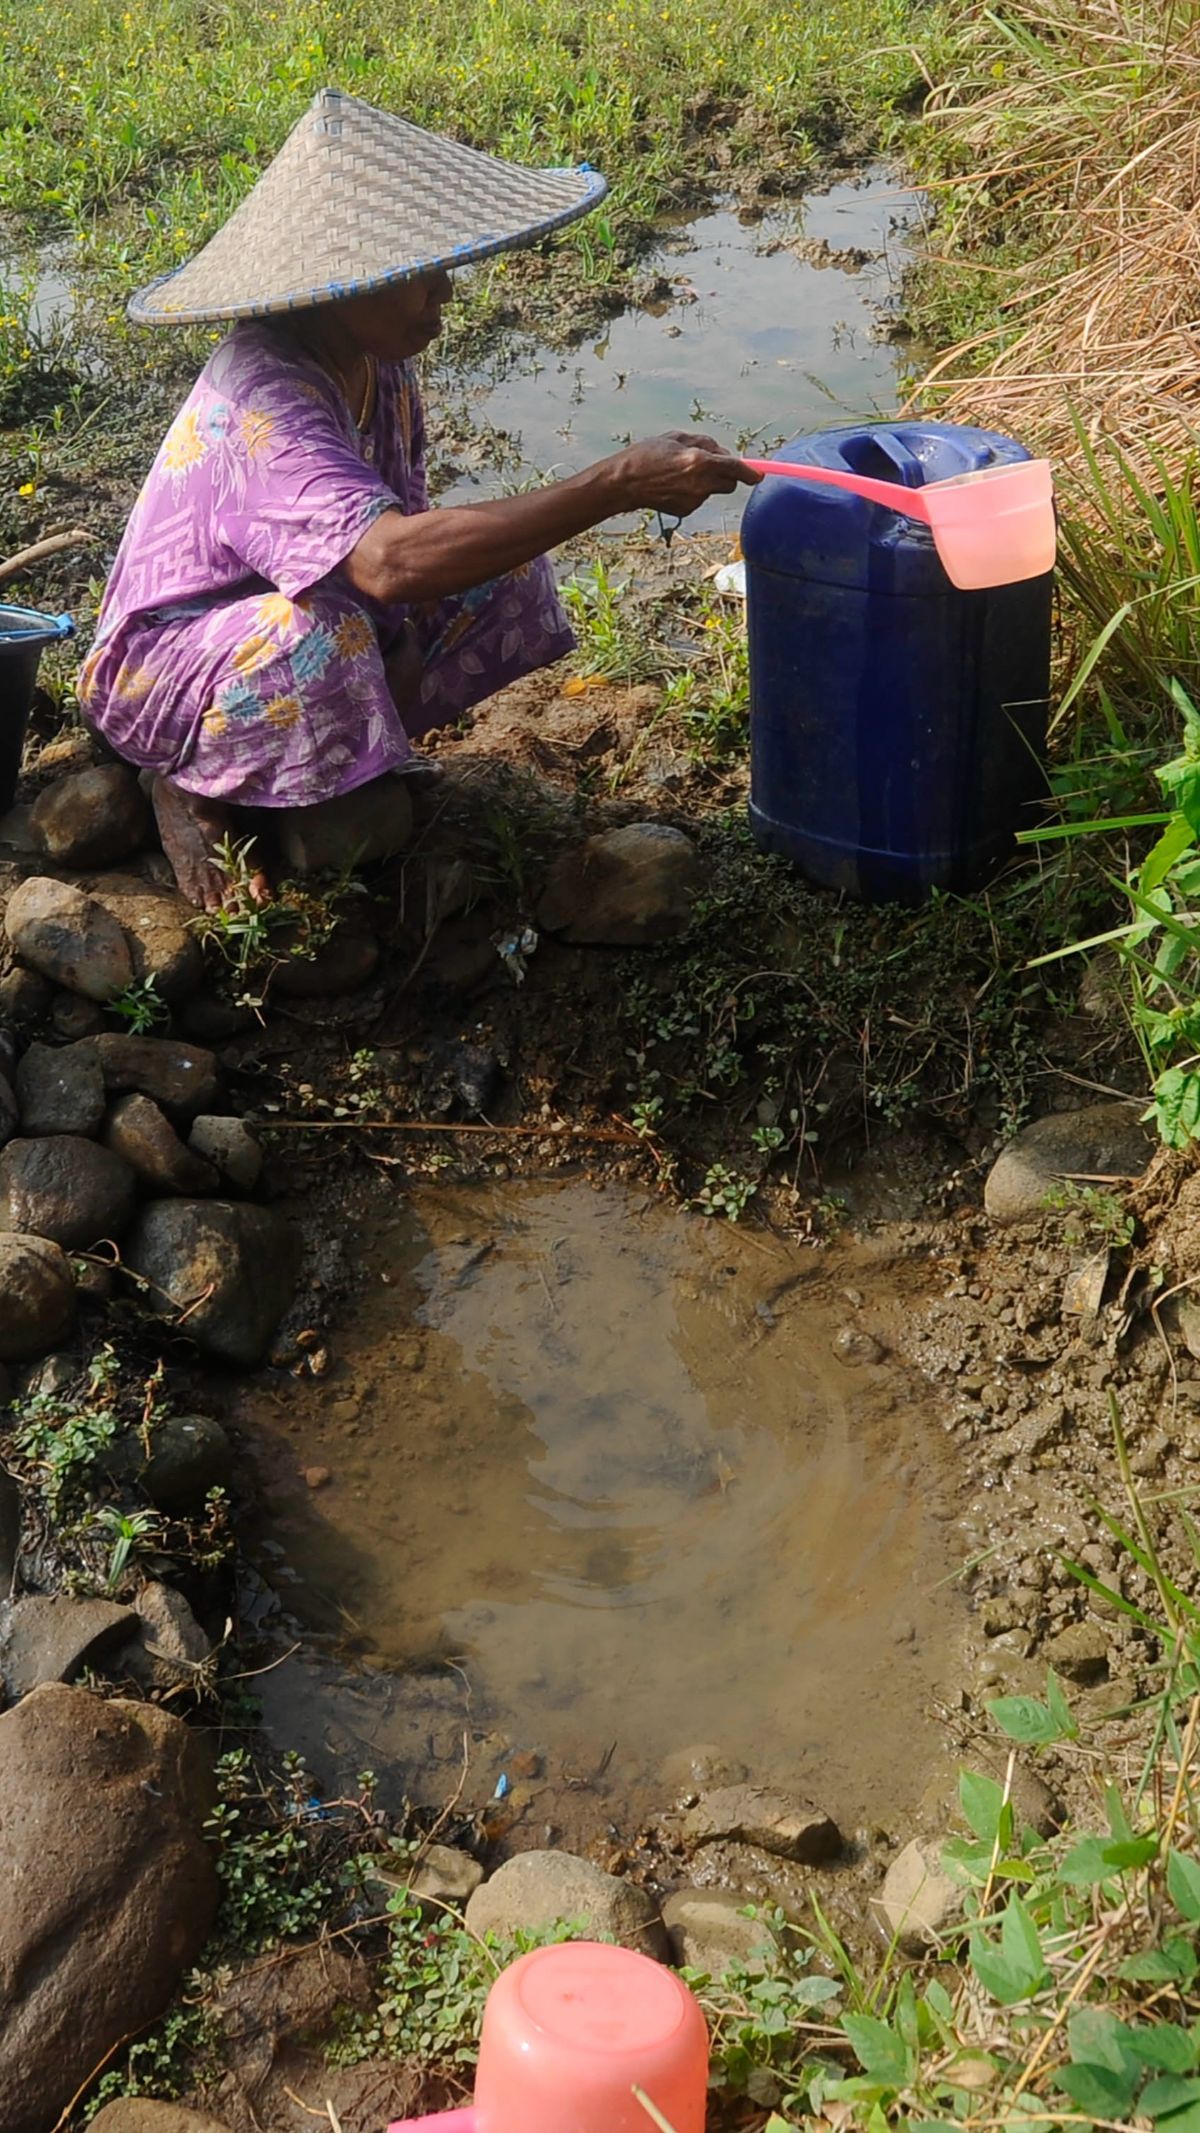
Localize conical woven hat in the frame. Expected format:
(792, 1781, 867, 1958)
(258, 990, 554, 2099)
(128, 88, 608, 325)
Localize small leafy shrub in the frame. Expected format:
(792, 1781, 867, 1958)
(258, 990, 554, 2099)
(206, 1750, 332, 1952)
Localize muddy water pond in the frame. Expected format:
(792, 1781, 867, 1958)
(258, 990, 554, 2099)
(431, 166, 922, 533)
(241, 1180, 965, 1847)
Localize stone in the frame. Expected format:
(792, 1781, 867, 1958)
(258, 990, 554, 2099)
(88, 1032, 221, 1120)
(4, 876, 134, 1002)
(105, 1092, 219, 1195)
(0, 965, 51, 1027)
(984, 1103, 1156, 1225)
(663, 1889, 777, 1976)
(877, 1838, 963, 1953)
(50, 991, 108, 1039)
(90, 2106, 233, 2133)
(125, 1200, 297, 1365)
(269, 927, 380, 999)
(91, 882, 205, 1004)
(0, 1073, 15, 1149)
(1043, 1618, 1110, 1682)
(303, 1463, 332, 1489)
(682, 1786, 842, 1864)
(188, 1113, 263, 1192)
(408, 1841, 485, 1906)
(15, 1037, 105, 1136)
(0, 1683, 217, 2133)
(660, 1743, 750, 1793)
(0, 1594, 138, 1696)
(0, 1469, 20, 1594)
(27, 728, 98, 783)
(276, 775, 414, 874)
(0, 1235, 75, 1360)
(126, 1580, 214, 1691)
(134, 1413, 234, 1511)
(1007, 1761, 1065, 1838)
(0, 1135, 137, 1247)
(537, 823, 703, 945)
(832, 1325, 886, 1366)
(465, 1850, 669, 1959)
(29, 763, 150, 868)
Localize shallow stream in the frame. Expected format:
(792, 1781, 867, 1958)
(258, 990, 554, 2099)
(241, 1180, 965, 1847)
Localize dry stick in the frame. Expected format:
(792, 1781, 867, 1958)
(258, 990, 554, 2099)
(257, 1116, 640, 1143)
(0, 526, 95, 582)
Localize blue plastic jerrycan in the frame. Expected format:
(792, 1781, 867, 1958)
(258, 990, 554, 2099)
(740, 422, 1053, 904)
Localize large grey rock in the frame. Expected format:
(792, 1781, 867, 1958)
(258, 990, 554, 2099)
(91, 2106, 234, 2133)
(0, 967, 51, 1029)
(0, 1233, 76, 1360)
(4, 876, 134, 1002)
(877, 1837, 963, 1953)
(124, 1200, 297, 1364)
(537, 823, 703, 945)
(276, 776, 413, 874)
(663, 1889, 776, 1976)
(28, 763, 150, 868)
(136, 1412, 234, 1511)
(50, 991, 107, 1040)
(408, 1841, 485, 1907)
(0, 1683, 217, 2133)
(683, 1785, 842, 1863)
(0, 1134, 137, 1247)
(126, 1580, 214, 1691)
(188, 1113, 263, 1193)
(91, 882, 204, 1004)
(105, 1092, 218, 1195)
(15, 1038, 105, 1136)
(465, 1850, 668, 1959)
(0, 1594, 137, 1696)
(984, 1103, 1155, 1225)
(88, 1033, 220, 1120)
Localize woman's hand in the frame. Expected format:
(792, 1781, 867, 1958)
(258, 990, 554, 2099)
(610, 431, 762, 517)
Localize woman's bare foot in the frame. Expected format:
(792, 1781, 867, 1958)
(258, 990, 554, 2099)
(149, 776, 272, 912)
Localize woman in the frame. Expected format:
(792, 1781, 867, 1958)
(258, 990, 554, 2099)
(80, 89, 758, 908)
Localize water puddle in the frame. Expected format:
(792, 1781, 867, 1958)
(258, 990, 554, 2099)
(431, 166, 922, 532)
(240, 1180, 965, 1844)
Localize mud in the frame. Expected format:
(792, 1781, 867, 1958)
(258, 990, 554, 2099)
(236, 1177, 967, 1847)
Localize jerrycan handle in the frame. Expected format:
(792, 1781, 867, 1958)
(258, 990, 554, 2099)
(859, 430, 926, 490)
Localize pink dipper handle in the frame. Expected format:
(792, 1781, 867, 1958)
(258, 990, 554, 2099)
(744, 457, 935, 522)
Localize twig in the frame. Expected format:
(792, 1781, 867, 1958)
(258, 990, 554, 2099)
(255, 1115, 639, 1142)
(0, 526, 95, 582)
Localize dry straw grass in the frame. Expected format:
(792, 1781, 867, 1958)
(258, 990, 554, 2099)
(910, 0, 1200, 487)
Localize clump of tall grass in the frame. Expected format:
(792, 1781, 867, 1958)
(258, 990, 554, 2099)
(910, 0, 1200, 478)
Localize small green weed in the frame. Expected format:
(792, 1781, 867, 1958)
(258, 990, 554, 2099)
(10, 1347, 122, 1518)
(206, 1749, 333, 1952)
(1042, 1180, 1136, 1251)
(109, 974, 169, 1033)
(562, 561, 661, 684)
(694, 1161, 757, 1220)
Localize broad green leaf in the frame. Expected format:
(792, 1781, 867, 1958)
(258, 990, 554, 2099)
(1121, 1936, 1200, 1986)
(1068, 2007, 1138, 2073)
(1044, 1668, 1078, 1740)
(789, 1976, 842, 2007)
(1001, 1895, 1046, 1981)
(1128, 2025, 1199, 2073)
(1168, 1848, 1200, 1923)
(986, 1694, 1060, 1745)
(1056, 2061, 1139, 2118)
(840, 2014, 910, 2087)
(959, 1770, 1006, 1846)
(1141, 2074, 1200, 2119)
(1141, 812, 1197, 893)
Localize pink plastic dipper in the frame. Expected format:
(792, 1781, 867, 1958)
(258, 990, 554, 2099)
(743, 455, 1055, 591)
(387, 1941, 709, 2133)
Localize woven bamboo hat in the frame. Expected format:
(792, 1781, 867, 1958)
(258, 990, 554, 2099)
(128, 87, 608, 326)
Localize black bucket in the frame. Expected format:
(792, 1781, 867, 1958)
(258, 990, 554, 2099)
(0, 603, 73, 811)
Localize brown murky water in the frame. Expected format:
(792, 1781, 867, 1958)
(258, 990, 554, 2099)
(241, 1181, 965, 1840)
